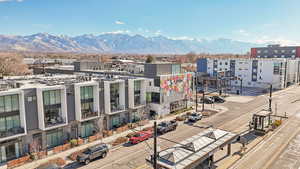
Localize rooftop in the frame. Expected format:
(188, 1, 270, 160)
(0, 73, 147, 91)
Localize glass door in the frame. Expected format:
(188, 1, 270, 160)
(5, 144, 16, 161)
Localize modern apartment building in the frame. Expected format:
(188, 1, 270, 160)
(0, 74, 149, 163)
(251, 45, 300, 58)
(144, 63, 193, 116)
(197, 58, 300, 89)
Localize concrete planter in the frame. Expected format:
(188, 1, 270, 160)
(53, 145, 63, 154)
(88, 135, 97, 142)
(77, 138, 84, 145)
(7, 155, 30, 168)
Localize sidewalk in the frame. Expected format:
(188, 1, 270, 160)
(12, 108, 201, 169)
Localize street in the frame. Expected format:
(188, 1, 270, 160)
(65, 85, 300, 169)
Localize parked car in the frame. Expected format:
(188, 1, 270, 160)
(211, 96, 225, 103)
(157, 120, 178, 134)
(37, 164, 62, 169)
(129, 131, 153, 144)
(199, 97, 214, 104)
(188, 112, 203, 122)
(77, 144, 109, 165)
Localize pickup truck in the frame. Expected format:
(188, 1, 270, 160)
(129, 131, 153, 144)
(188, 112, 203, 122)
(157, 120, 178, 134)
(77, 143, 109, 165)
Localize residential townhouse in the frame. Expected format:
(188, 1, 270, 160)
(0, 74, 149, 163)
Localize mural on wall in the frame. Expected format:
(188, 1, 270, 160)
(160, 73, 193, 98)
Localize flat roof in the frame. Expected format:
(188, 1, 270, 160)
(254, 110, 272, 116)
(155, 128, 237, 169)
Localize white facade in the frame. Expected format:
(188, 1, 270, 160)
(103, 80, 126, 115)
(36, 85, 68, 131)
(204, 58, 300, 89)
(0, 89, 27, 142)
(128, 78, 147, 109)
(74, 81, 100, 122)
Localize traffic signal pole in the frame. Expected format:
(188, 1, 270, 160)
(153, 121, 157, 169)
(269, 84, 272, 111)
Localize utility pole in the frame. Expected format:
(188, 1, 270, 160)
(240, 78, 243, 95)
(202, 92, 205, 112)
(153, 121, 158, 169)
(269, 84, 272, 112)
(195, 73, 198, 112)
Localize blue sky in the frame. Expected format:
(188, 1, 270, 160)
(0, 0, 299, 44)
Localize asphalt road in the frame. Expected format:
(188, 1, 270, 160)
(65, 85, 300, 169)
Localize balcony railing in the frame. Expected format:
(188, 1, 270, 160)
(82, 111, 99, 119)
(0, 127, 25, 139)
(111, 105, 125, 112)
(134, 100, 146, 107)
(45, 116, 66, 128)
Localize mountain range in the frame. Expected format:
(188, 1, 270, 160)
(0, 33, 261, 54)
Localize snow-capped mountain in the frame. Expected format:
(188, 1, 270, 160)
(0, 33, 260, 54)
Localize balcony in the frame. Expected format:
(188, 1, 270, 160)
(111, 105, 125, 113)
(44, 116, 66, 128)
(134, 100, 146, 108)
(82, 111, 99, 120)
(0, 127, 25, 139)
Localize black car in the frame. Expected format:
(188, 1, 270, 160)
(212, 96, 225, 103)
(77, 144, 109, 165)
(157, 120, 178, 134)
(200, 97, 214, 104)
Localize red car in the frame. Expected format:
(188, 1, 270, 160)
(129, 131, 153, 144)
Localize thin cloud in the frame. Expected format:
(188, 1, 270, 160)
(115, 20, 125, 25)
(102, 30, 131, 34)
(154, 30, 162, 35)
(0, 0, 24, 2)
(235, 29, 250, 36)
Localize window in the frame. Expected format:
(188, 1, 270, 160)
(274, 50, 278, 53)
(154, 78, 160, 87)
(219, 62, 222, 65)
(281, 55, 285, 58)
(257, 50, 261, 54)
(292, 55, 295, 58)
(46, 130, 63, 148)
(134, 81, 141, 106)
(81, 122, 94, 138)
(43, 90, 61, 106)
(257, 55, 260, 58)
(274, 63, 280, 74)
(281, 50, 285, 53)
(110, 83, 121, 112)
(80, 86, 93, 100)
(274, 55, 278, 58)
(0, 115, 21, 132)
(0, 95, 19, 113)
(264, 50, 268, 53)
(225, 62, 228, 65)
(151, 92, 160, 104)
(292, 49, 296, 53)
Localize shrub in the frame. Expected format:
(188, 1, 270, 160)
(70, 139, 78, 147)
(37, 157, 66, 168)
(112, 137, 128, 146)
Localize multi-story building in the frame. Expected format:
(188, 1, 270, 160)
(0, 74, 149, 163)
(144, 63, 193, 116)
(251, 45, 300, 58)
(197, 58, 300, 89)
